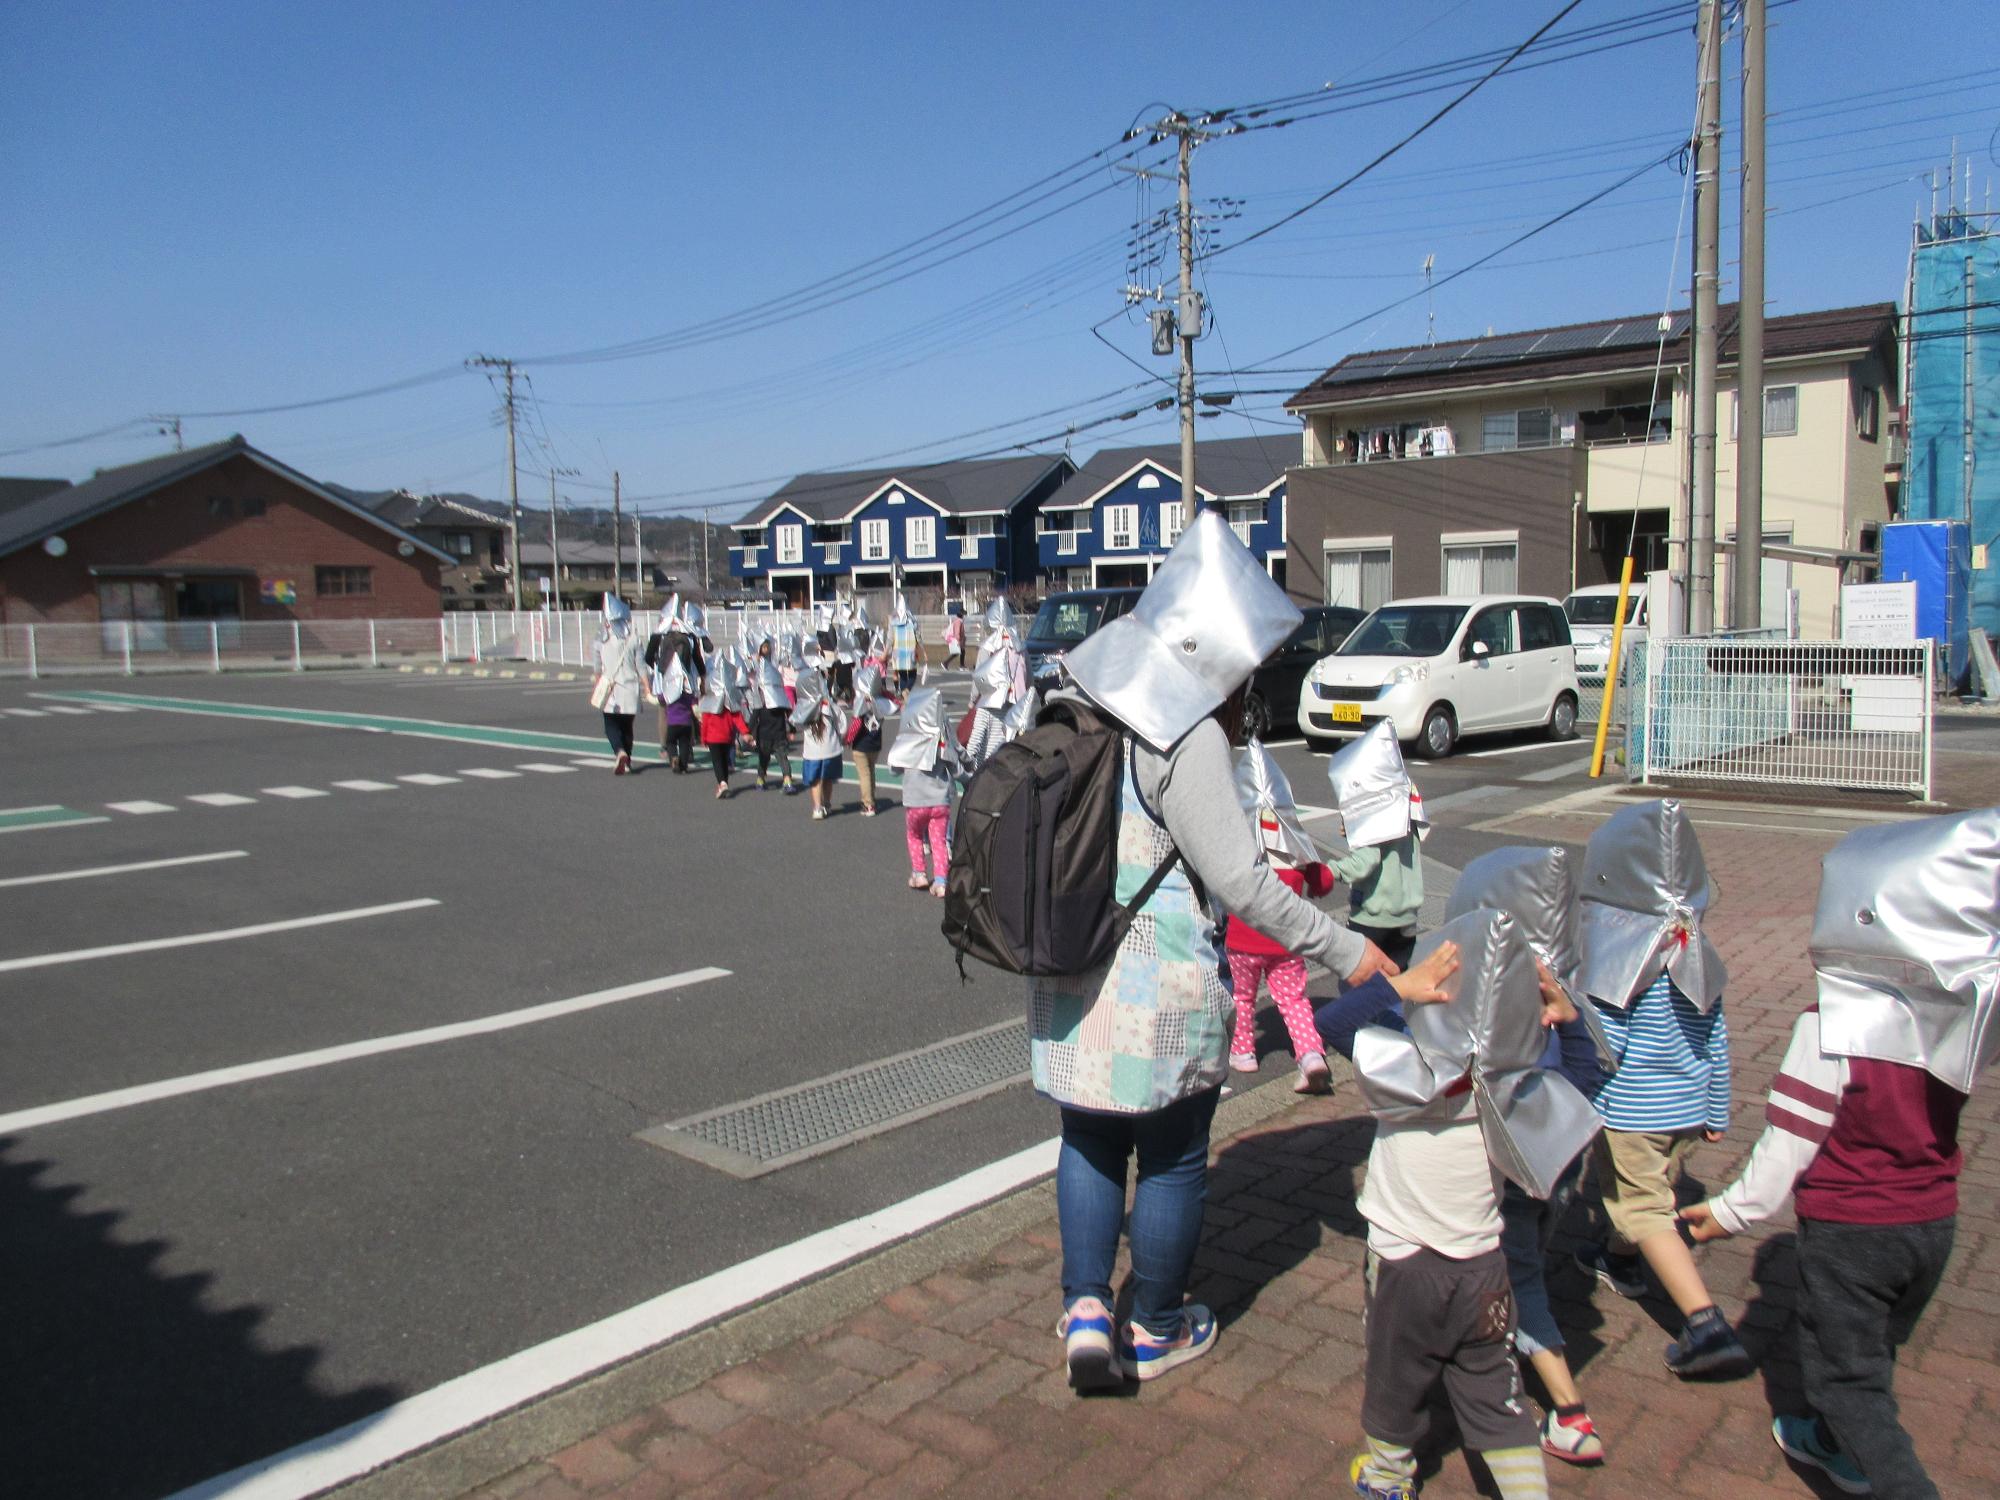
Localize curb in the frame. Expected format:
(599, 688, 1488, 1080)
(329, 1075, 1314, 1499)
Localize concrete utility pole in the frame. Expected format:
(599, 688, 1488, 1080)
(548, 465, 578, 610)
(468, 356, 524, 609)
(611, 470, 623, 599)
(1688, 0, 1723, 634)
(1175, 118, 1198, 530)
(1732, 0, 1766, 632)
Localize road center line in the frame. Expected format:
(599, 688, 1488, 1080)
(166, 1131, 1055, 1500)
(0, 898, 439, 974)
(0, 966, 730, 1136)
(0, 850, 249, 889)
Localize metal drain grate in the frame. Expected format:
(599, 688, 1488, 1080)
(637, 1019, 1030, 1178)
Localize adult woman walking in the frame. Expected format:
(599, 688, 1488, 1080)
(1035, 512, 1407, 1390)
(591, 593, 645, 775)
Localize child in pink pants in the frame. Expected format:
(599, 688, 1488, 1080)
(1227, 814, 1337, 1092)
(905, 803, 950, 895)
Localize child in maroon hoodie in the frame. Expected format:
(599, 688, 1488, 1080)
(1227, 805, 1339, 1095)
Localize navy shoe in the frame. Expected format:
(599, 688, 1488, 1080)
(1056, 1297, 1121, 1393)
(1119, 1304, 1217, 1381)
(1574, 1243, 1648, 1300)
(1664, 1308, 1754, 1380)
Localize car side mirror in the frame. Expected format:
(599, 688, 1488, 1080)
(1466, 639, 1490, 660)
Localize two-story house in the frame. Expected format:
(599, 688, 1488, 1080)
(1282, 302, 1898, 634)
(368, 491, 514, 610)
(730, 455, 1072, 608)
(1034, 436, 1292, 591)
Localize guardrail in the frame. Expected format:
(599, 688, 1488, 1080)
(1632, 635, 1933, 798)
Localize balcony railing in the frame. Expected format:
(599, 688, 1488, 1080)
(820, 543, 843, 565)
(1229, 522, 1254, 547)
(958, 537, 982, 560)
(739, 547, 762, 568)
(1056, 533, 1080, 556)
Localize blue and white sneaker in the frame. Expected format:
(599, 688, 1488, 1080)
(1772, 1414, 1871, 1494)
(1056, 1296, 1121, 1392)
(1119, 1304, 1218, 1381)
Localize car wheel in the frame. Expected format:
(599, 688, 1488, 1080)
(1548, 692, 1579, 741)
(1415, 704, 1456, 759)
(1242, 689, 1271, 742)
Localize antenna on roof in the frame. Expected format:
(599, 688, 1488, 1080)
(1422, 253, 1436, 347)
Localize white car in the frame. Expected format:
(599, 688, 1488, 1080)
(1298, 594, 1582, 758)
(1562, 582, 1648, 682)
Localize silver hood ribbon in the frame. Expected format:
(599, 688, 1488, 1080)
(1354, 908, 1603, 1198)
(1811, 806, 2000, 1094)
(887, 686, 959, 773)
(1325, 720, 1415, 848)
(1063, 510, 1301, 753)
(1234, 738, 1320, 867)
(1576, 798, 1727, 1012)
(1447, 844, 1618, 1076)
(973, 646, 1014, 711)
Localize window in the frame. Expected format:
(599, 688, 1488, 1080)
(1519, 604, 1568, 651)
(860, 518, 890, 560)
(1161, 503, 1186, 549)
(1855, 385, 1879, 441)
(315, 566, 373, 597)
(445, 531, 475, 558)
(1465, 606, 1516, 657)
(208, 495, 233, 518)
(904, 514, 935, 559)
(1104, 504, 1139, 550)
(1731, 384, 1799, 438)
(1137, 472, 1162, 489)
(774, 524, 803, 564)
(1481, 407, 1554, 451)
(241, 496, 267, 517)
(1441, 537, 1518, 595)
(951, 516, 997, 539)
(176, 578, 242, 618)
(1324, 543, 1393, 612)
(739, 528, 766, 549)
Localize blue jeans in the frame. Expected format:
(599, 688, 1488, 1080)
(1057, 1087, 1220, 1337)
(1499, 1157, 1583, 1358)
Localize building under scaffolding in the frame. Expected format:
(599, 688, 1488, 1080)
(1903, 201, 1999, 641)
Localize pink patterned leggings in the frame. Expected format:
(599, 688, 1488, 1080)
(1228, 951, 1324, 1061)
(905, 805, 949, 880)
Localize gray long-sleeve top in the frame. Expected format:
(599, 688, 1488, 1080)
(1127, 710, 1366, 979)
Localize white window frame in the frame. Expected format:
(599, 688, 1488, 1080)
(1481, 407, 1554, 452)
(1104, 504, 1139, 551)
(1440, 531, 1519, 596)
(859, 518, 890, 562)
(774, 523, 803, 565)
(1323, 537, 1394, 612)
(1161, 503, 1186, 549)
(904, 514, 935, 560)
(1731, 383, 1800, 439)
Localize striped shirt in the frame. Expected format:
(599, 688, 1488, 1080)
(1589, 974, 1730, 1133)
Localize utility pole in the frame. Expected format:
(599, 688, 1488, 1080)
(702, 511, 711, 594)
(548, 465, 578, 611)
(1732, 0, 1766, 632)
(1688, 0, 1723, 634)
(468, 355, 523, 609)
(634, 514, 644, 604)
(611, 470, 623, 600)
(150, 415, 184, 452)
(1175, 117, 1198, 530)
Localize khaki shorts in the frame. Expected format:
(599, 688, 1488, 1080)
(1593, 1128, 1701, 1251)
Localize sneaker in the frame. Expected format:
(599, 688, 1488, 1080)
(1294, 1053, 1332, 1094)
(757, 776, 769, 790)
(613, 752, 630, 776)
(1347, 1454, 1415, 1500)
(909, 872, 930, 890)
(1056, 1296, 1121, 1393)
(811, 807, 827, 821)
(1118, 1305, 1217, 1381)
(1772, 1414, 1871, 1495)
(861, 804, 878, 817)
(931, 880, 946, 899)
(1664, 1309, 1754, 1380)
(1540, 1406, 1606, 1466)
(1229, 1052, 1259, 1073)
(1575, 1243, 1648, 1300)
(782, 779, 800, 796)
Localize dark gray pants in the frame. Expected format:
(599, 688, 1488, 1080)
(1796, 1215, 1954, 1500)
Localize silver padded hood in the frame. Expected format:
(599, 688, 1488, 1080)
(1811, 806, 2000, 1093)
(973, 646, 1014, 711)
(1576, 798, 1727, 1012)
(1234, 738, 1320, 866)
(887, 686, 958, 774)
(1325, 720, 1414, 848)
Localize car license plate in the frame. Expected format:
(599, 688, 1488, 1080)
(1331, 702, 1362, 724)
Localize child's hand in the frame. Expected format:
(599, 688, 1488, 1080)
(1679, 1202, 1730, 1243)
(1390, 940, 1459, 1004)
(1535, 960, 1578, 1027)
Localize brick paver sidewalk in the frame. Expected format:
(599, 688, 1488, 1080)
(462, 818, 1999, 1500)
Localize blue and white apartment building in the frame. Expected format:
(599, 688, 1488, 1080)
(730, 455, 1072, 607)
(1034, 436, 1292, 591)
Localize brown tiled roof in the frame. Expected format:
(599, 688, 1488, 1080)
(1284, 302, 1896, 410)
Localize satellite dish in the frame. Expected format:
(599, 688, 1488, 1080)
(43, 535, 67, 557)
(397, 541, 416, 557)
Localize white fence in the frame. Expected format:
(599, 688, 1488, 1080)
(0, 609, 966, 679)
(1632, 635, 1934, 798)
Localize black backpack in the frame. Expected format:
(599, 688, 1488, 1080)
(941, 698, 1182, 977)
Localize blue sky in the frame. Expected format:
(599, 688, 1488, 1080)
(4, 1, 1994, 517)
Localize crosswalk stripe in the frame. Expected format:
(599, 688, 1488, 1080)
(187, 793, 257, 807)
(515, 762, 576, 773)
(457, 768, 520, 779)
(262, 785, 331, 799)
(397, 773, 460, 786)
(7, 708, 49, 717)
(106, 800, 176, 815)
(41, 705, 95, 715)
(332, 780, 397, 792)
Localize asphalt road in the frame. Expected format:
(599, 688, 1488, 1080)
(2, 665, 1989, 1498)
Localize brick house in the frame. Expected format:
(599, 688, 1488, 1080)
(0, 435, 452, 628)
(365, 490, 513, 611)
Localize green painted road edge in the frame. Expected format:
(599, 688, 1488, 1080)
(0, 805, 101, 832)
(38, 689, 907, 785)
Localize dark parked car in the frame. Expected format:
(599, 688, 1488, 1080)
(1022, 587, 1143, 684)
(1243, 604, 1365, 740)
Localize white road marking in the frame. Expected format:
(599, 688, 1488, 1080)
(1454, 740, 1576, 760)
(89, 703, 139, 712)
(332, 779, 397, 792)
(0, 966, 728, 1136)
(106, 800, 176, 815)
(1518, 758, 1590, 783)
(515, 763, 577, 774)
(1420, 785, 1507, 816)
(398, 773, 460, 786)
(1258, 736, 1306, 749)
(7, 708, 50, 717)
(0, 850, 249, 889)
(261, 785, 330, 799)
(166, 1132, 1056, 1500)
(0, 898, 439, 974)
(569, 757, 619, 768)
(187, 793, 257, 807)
(0, 815, 111, 835)
(457, 767, 521, 779)
(41, 705, 95, 715)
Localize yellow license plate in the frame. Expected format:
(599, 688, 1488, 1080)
(1330, 702, 1363, 724)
